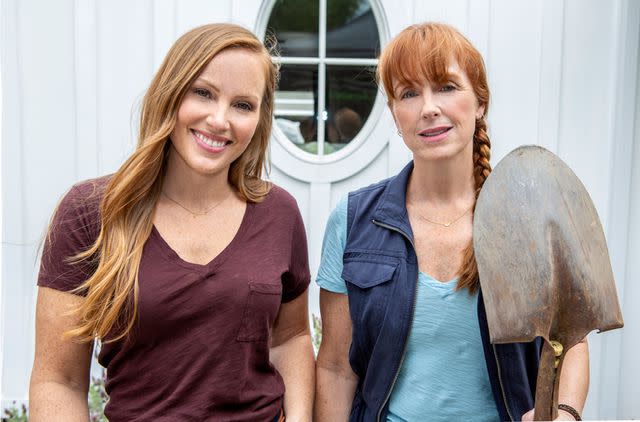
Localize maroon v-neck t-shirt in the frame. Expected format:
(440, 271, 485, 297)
(38, 177, 310, 421)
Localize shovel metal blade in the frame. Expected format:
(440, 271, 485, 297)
(473, 145, 623, 420)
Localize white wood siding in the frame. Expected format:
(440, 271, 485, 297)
(2, 0, 639, 418)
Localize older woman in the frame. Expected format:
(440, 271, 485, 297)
(30, 24, 314, 422)
(315, 22, 588, 422)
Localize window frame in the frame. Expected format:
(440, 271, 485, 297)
(256, 0, 392, 182)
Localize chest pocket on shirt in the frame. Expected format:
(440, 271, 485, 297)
(342, 260, 398, 328)
(236, 281, 282, 342)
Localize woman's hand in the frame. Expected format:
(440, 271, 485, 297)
(270, 288, 315, 422)
(521, 338, 589, 422)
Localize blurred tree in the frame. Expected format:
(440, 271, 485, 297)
(267, 0, 363, 32)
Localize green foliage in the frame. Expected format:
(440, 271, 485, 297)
(2, 402, 28, 422)
(88, 370, 108, 422)
(268, 0, 363, 32)
(312, 313, 323, 356)
(269, 0, 318, 32)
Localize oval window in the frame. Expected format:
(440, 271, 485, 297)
(266, 0, 381, 157)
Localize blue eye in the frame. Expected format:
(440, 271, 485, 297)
(400, 90, 418, 99)
(193, 88, 211, 99)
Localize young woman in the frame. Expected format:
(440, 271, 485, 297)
(30, 23, 314, 422)
(314, 23, 588, 421)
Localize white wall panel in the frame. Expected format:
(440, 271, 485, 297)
(619, 29, 640, 417)
(412, 0, 469, 33)
(611, 2, 640, 417)
(467, 0, 489, 64)
(380, 0, 412, 37)
(96, 0, 154, 175)
(20, 0, 76, 241)
(330, 146, 389, 209)
(2, 0, 77, 404)
(268, 165, 310, 233)
(74, 0, 99, 181)
(557, 1, 616, 221)
(1, 0, 23, 249)
(487, 0, 543, 163)
(19, 0, 77, 403)
(176, 0, 232, 36)
(152, 0, 177, 70)
(308, 181, 331, 317)
(536, 0, 564, 153)
(1, 245, 32, 404)
(0, 0, 24, 405)
(232, 0, 263, 29)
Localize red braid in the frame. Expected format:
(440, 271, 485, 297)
(457, 117, 491, 293)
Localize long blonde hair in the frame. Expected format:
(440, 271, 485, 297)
(67, 23, 279, 343)
(377, 22, 491, 293)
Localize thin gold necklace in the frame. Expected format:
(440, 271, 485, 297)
(417, 205, 473, 228)
(162, 191, 229, 217)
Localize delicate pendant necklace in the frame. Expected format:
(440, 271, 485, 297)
(162, 191, 229, 217)
(417, 205, 473, 228)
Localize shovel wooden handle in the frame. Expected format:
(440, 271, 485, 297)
(534, 340, 564, 421)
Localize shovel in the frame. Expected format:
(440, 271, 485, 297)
(473, 145, 624, 421)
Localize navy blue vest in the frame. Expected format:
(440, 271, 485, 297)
(342, 161, 542, 422)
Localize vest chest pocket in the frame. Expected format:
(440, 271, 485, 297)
(342, 260, 398, 328)
(342, 260, 398, 289)
(236, 281, 282, 342)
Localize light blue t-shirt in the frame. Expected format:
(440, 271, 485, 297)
(316, 197, 500, 422)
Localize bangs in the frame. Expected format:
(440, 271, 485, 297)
(378, 23, 483, 101)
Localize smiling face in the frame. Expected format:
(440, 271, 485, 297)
(391, 61, 484, 162)
(168, 47, 267, 179)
